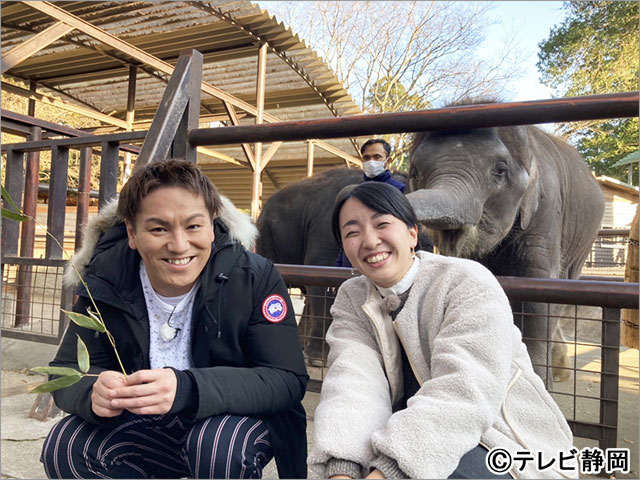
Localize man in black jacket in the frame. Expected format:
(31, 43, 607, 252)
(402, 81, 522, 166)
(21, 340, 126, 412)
(41, 159, 308, 479)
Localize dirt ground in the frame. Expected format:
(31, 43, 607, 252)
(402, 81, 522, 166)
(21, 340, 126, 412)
(1, 301, 638, 479)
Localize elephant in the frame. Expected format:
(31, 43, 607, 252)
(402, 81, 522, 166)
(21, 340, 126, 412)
(256, 168, 433, 367)
(406, 124, 605, 386)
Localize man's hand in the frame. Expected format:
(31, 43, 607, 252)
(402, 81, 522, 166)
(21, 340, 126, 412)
(91, 370, 126, 417)
(110, 368, 177, 415)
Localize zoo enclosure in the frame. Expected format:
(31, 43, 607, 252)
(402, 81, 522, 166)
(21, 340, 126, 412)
(2, 51, 638, 457)
(279, 265, 638, 454)
(585, 229, 631, 278)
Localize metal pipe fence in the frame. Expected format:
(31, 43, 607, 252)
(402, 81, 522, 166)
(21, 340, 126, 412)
(583, 229, 631, 278)
(2, 258, 636, 452)
(278, 264, 638, 454)
(2, 49, 638, 466)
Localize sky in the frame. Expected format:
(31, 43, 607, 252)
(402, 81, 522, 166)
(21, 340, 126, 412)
(480, 1, 566, 101)
(257, 0, 569, 103)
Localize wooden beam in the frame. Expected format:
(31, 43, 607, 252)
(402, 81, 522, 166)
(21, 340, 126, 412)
(135, 51, 199, 168)
(196, 146, 245, 167)
(19, 2, 362, 174)
(1, 21, 74, 73)
(264, 169, 280, 189)
(46, 145, 69, 259)
(314, 140, 361, 167)
(28, 81, 36, 116)
(131, 112, 245, 130)
(261, 141, 284, 166)
(22, 1, 279, 122)
(123, 64, 137, 180)
(251, 43, 268, 221)
(307, 140, 315, 177)
(223, 100, 256, 170)
(2, 82, 129, 129)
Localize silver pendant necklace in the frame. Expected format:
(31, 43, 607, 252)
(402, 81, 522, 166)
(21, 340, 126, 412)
(159, 305, 180, 342)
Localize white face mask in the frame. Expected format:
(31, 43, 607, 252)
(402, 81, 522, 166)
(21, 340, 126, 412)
(363, 160, 386, 178)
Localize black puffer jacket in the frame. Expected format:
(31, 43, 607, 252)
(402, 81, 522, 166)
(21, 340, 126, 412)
(51, 215, 309, 478)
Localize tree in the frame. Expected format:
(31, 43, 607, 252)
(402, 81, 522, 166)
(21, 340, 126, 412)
(537, 1, 639, 184)
(1, 76, 103, 193)
(259, 1, 527, 171)
(365, 77, 428, 168)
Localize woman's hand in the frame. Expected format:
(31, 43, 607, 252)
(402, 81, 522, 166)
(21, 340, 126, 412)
(365, 468, 386, 479)
(110, 368, 177, 415)
(91, 370, 126, 417)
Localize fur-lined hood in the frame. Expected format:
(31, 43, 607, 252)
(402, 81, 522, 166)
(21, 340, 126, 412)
(64, 195, 258, 288)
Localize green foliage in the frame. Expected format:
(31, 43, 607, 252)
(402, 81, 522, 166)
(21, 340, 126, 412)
(1, 75, 103, 191)
(62, 309, 107, 333)
(29, 364, 84, 393)
(77, 334, 91, 374)
(30, 374, 83, 393)
(31, 366, 83, 377)
(2, 194, 125, 393)
(27, 309, 122, 393)
(1, 185, 29, 221)
(366, 77, 428, 171)
(537, 1, 639, 184)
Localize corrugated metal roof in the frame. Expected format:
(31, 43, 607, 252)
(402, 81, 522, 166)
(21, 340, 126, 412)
(1, 1, 365, 207)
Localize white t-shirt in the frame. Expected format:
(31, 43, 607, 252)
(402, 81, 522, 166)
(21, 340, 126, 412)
(139, 262, 197, 370)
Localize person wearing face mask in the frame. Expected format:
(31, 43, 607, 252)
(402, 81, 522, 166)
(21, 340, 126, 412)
(360, 139, 405, 192)
(335, 139, 404, 267)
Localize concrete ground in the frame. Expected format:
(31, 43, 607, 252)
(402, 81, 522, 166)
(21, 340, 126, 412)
(1, 334, 637, 479)
(1, 337, 319, 479)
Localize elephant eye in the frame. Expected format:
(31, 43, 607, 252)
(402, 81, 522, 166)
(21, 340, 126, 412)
(493, 164, 507, 179)
(409, 168, 418, 180)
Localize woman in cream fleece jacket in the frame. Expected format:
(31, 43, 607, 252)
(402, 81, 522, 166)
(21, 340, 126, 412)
(308, 182, 578, 479)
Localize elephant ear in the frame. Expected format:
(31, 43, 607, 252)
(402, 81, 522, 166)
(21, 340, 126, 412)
(501, 126, 532, 172)
(500, 126, 541, 230)
(519, 157, 542, 230)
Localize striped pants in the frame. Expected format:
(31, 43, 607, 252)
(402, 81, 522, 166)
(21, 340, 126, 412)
(41, 413, 272, 479)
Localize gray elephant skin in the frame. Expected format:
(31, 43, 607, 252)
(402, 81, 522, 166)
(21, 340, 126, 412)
(407, 125, 604, 385)
(256, 168, 362, 366)
(257, 168, 432, 366)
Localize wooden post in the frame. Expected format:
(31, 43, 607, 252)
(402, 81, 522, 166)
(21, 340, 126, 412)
(622, 205, 638, 349)
(15, 125, 41, 326)
(45, 146, 69, 259)
(99, 141, 119, 209)
(75, 147, 92, 250)
(251, 43, 268, 221)
(20, 126, 40, 255)
(2, 149, 25, 257)
(306, 140, 315, 177)
(122, 65, 137, 182)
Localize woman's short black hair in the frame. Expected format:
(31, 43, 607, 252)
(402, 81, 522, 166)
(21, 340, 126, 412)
(331, 181, 419, 247)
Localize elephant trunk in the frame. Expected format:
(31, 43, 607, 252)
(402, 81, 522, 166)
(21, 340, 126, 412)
(406, 189, 483, 230)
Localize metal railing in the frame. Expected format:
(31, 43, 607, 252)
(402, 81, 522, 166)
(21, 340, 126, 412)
(279, 264, 638, 453)
(2, 49, 638, 460)
(583, 229, 631, 278)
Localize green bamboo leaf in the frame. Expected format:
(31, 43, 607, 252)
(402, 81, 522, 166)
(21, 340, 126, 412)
(30, 375, 83, 393)
(30, 366, 82, 377)
(1, 184, 22, 211)
(86, 308, 104, 326)
(62, 310, 106, 333)
(1, 207, 29, 222)
(76, 335, 90, 373)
